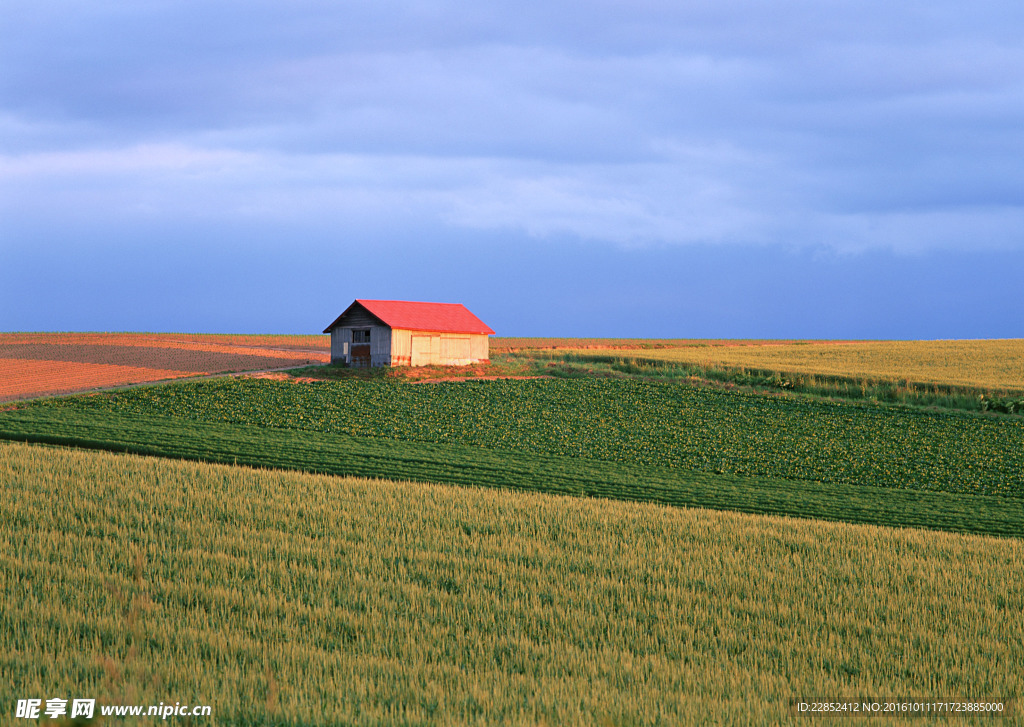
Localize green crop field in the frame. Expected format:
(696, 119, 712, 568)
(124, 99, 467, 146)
(2, 376, 1023, 538)
(601, 339, 1024, 391)
(2, 339, 1023, 724)
(2, 442, 1021, 725)
(9, 376, 1024, 497)
(3, 405, 1023, 538)
(515, 340, 1024, 416)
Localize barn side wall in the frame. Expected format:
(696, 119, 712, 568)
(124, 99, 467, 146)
(390, 329, 413, 366)
(390, 329, 489, 366)
(470, 334, 489, 363)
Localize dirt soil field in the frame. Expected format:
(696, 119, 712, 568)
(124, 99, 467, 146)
(0, 333, 330, 401)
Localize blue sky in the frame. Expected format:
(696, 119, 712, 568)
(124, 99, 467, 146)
(2, 1, 1022, 337)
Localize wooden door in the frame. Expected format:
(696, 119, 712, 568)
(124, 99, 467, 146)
(351, 344, 371, 367)
(410, 336, 432, 366)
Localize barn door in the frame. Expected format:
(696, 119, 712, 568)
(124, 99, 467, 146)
(410, 336, 432, 366)
(351, 344, 371, 367)
(350, 328, 372, 367)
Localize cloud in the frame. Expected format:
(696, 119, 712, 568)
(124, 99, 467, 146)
(6, 139, 1018, 255)
(2, 1, 1022, 254)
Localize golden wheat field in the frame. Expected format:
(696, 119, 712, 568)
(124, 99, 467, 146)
(606, 339, 1024, 391)
(2, 441, 1020, 725)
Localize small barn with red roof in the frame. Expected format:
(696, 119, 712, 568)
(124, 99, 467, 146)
(323, 299, 495, 367)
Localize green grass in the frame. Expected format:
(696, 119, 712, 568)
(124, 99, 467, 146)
(2, 441, 1021, 725)
(1, 405, 1023, 538)
(506, 349, 1024, 416)
(12, 376, 1024, 498)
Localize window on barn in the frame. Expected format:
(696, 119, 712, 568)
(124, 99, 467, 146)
(352, 329, 371, 343)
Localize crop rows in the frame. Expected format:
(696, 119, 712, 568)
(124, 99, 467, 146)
(609, 339, 1024, 391)
(23, 377, 1024, 498)
(5, 441, 1022, 723)
(1, 408, 1023, 537)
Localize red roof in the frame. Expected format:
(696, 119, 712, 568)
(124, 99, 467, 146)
(323, 300, 495, 335)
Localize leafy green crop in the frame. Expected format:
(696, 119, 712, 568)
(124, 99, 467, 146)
(2, 409, 1022, 537)
(16, 377, 1024, 497)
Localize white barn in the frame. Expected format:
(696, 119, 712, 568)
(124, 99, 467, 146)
(323, 299, 495, 367)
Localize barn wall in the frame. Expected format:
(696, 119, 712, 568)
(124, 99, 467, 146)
(390, 329, 413, 366)
(329, 325, 391, 366)
(335, 308, 380, 328)
(440, 336, 470, 365)
(369, 325, 391, 366)
(330, 328, 351, 363)
(330, 319, 489, 367)
(470, 334, 489, 362)
(394, 331, 490, 366)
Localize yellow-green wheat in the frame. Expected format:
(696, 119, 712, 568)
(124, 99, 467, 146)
(607, 339, 1024, 391)
(1, 441, 1021, 725)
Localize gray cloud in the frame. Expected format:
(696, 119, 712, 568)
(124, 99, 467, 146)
(2, 0, 1022, 253)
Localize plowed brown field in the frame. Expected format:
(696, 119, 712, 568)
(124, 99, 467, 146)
(0, 359, 196, 401)
(0, 332, 329, 351)
(0, 333, 330, 402)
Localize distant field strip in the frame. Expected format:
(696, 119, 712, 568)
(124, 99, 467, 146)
(601, 340, 1024, 391)
(0, 332, 329, 351)
(1, 408, 1022, 537)
(490, 337, 825, 351)
(2, 441, 1021, 725)
(0, 343, 324, 371)
(492, 337, 700, 351)
(21, 378, 1023, 498)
